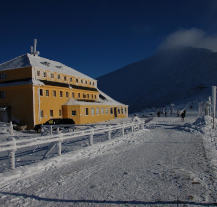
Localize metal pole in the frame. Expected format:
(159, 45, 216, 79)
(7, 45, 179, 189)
(212, 86, 216, 129)
(7, 137, 16, 170)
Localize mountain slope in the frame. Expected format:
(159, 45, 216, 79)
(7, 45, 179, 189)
(97, 47, 217, 112)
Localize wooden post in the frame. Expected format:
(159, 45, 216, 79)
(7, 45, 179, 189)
(122, 127, 124, 136)
(57, 141, 61, 156)
(108, 130, 111, 140)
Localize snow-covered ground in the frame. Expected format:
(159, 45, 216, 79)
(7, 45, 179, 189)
(0, 103, 217, 206)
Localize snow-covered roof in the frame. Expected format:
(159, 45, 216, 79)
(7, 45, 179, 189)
(64, 89, 127, 106)
(0, 54, 94, 80)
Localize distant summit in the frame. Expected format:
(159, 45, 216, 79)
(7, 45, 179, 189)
(97, 47, 217, 113)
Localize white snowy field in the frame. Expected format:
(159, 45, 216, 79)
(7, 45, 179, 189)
(0, 105, 217, 206)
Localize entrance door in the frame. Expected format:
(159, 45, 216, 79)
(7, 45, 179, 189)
(114, 107, 117, 117)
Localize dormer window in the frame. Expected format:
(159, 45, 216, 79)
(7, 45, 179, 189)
(57, 74, 60, 80)
(76, 78, 78, 83)
(93, 82, 95, 86)
(85, 80, 87, 85)
(90, 82, 91, 85)
(81, 80, 83, 84)
(37, 71, 40, 76)
(43, 72, 47, 77)
(56, 66, 63, 70)
(70, 77, 72, 82)
(41, 62, 50, 67)
(51, 73, 54, 79)
(64, 76, 66, 81)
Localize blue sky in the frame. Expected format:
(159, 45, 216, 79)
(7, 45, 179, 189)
(1, 0, 217, 78)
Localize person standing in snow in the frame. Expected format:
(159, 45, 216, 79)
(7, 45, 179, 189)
(177, 110, 180, 117)
(181, 110, 186, 122)
(165, 111, 167, 117)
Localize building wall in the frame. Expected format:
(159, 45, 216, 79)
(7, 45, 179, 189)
(0, 84, 34, 128)
(0, 67, 32, 82)
(63, 105, 128, 125)
(33, 85, 100, 126)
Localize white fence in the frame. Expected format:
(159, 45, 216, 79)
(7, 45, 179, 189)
(0, 121, 146, 170)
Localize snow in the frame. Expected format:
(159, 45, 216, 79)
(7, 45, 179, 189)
(97, 47, 217, 113)
(0, 54, 94, 80)
(0, 102, 217, 206)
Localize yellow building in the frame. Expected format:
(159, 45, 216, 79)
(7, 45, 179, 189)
(0, 42, 128, 129)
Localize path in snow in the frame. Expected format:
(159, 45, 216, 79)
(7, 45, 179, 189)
(0, 109, 217, 206)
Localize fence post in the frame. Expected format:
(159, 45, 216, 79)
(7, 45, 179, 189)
(55, 127, 62, 156)
(9, 121, 14, 135)
(50, 125, 53, 135)
(89, 129, 94, 146)
(108, 127, 111, 140)
(122, 126, 125, 136)
(7, 136, 16, 170)
(131, 125, 134, 132)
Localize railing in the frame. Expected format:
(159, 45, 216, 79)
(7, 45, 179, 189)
(0, 120, 146, 170)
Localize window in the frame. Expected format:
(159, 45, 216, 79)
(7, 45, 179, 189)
(91, 108, 95, 115)
(118, 108, 120, 114)
(110, 108, 113, 115)
(90, 82, 91, 86)
(64, 76, 66, 81)
(125, 108, 127, 114)
(72, 92, 74, 98)
(46, 90, 49, 97)
(37, 71, 40, 76)
(0, 73, 6, 79)
(87, 94, 89, 98)
(40, 89, 43, 96)
(51, 73, 54, 79)
(121, 107, 123, 114)
(60, 91, 63, 97)
(43, 72, 46, 77)
(93, 82, 95, 86)
(72, 110, 76, 116)
(59, 110, 62, 116)
(50, 110, 53, 117)
(70, 77, 72, 82)
(105, 108, 108, 115)
(85, 80, 87, 84)
(78, 93, 80, 98)
(96, 108, 99, 115)
(101, 107, 104, 115)
(58, 74, 60, 80)
(81, 80, 83, 84)
(53, 90, 56, 97)
(91, 94, 93, 99)
(85, 108, 89, 116)
(95, 95, 96, 99)
(76, 78, 78, 83)
(66, 92, 68, 98)
(83, 93, 86, 98)
(0, 91, 5, 98)
(40, 110, 43, 118)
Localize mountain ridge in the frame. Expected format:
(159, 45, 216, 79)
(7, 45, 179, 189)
(97, 47, 217, 113)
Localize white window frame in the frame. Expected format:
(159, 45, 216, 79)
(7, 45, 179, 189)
(121, 107, 123, 114)
(37, 71, 40, 76)
(91, 108, 95, 116)
(96, 108, 99, 115)
(101, 107, 104, 115)
(43, 72, 46, 77)
(57, 74, 60, 80)
(66, 92, 68, 98)
(60, 91, 63, 97)
(72, 110, 76, 116)
(105, 108, 108, 115)
(46, 90, 49, 97)
(51, 73, 54, 79)
(53, 90, 56, 97)
(59, 110, 62, 116)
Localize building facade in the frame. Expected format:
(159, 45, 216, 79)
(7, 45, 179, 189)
(0, 50, 128, 129)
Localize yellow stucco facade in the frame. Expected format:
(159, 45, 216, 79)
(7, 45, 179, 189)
(0, 54, 128, 129)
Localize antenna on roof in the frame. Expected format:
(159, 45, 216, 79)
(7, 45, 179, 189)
(30, 39, 40, 56)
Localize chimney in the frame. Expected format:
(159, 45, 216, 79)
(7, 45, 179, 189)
(34, 39, 37, 52)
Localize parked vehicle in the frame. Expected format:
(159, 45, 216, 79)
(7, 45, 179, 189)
(34, 118, 75, 133)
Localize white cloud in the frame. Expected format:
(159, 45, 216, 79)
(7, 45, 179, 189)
(158, 28, 217, 52)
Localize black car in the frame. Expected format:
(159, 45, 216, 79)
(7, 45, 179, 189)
(34, 118, 75, 133)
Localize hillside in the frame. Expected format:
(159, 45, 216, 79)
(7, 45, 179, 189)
(97, 47, 217, 113)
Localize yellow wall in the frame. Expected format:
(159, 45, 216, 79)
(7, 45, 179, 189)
(0, 84, 34, 128)
(33, 85, 100, 125)
(63, 105, 128, 125)
(0, 67, 32, 82)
